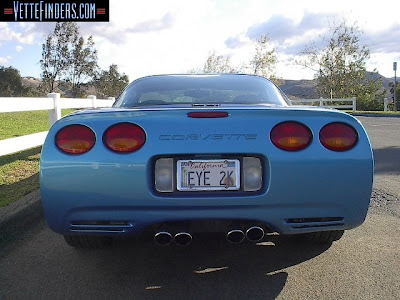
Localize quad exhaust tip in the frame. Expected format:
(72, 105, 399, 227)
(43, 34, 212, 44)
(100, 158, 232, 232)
(154, 231, 173, 246)
(227, 229, 245, 244)
(174, 232, 192, 246)
(246, 226, 265, 242)
(155, 227, 264, 245)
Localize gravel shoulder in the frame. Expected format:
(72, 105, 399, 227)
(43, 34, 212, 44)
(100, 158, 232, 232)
(369, 189, 400, 218)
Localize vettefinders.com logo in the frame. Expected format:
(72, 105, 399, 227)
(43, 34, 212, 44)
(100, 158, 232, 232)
(1, 0, 109, 22)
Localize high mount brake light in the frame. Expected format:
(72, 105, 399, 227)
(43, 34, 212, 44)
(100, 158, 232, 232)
(55, 125, 96, 155)
(319, 123, 358, 151)
(103, 123, 146, 153)
(187, 112, 229, 118)
(270, 121, 312, 151)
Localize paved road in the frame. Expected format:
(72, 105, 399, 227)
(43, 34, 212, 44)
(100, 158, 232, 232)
(357, 116, 400, 199)
(0, 116, 399, 299)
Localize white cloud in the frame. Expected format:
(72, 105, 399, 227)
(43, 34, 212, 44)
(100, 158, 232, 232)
(367, 52, 400, 77)
(225, 35, 250, 49)
(219, 1, 400, 79)
(0, 23, 36, 44)
(0, 57, 9, 64)
(92, 0, 398, 80)
(16, 46, 23, 52)
(91, 0, 220, 79)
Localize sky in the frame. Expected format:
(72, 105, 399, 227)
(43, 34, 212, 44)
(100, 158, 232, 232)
(0, 0, 399, 81)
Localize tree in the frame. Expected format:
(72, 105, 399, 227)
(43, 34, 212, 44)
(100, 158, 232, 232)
(40, 22, 98, 96)
(197, 35, 278, 82)
(298, 22, 384, 110)
(40, 22, 78, 93)
(0, 66, 41, 97)
(94, 64, 129, 98)
(0, 66, 25, 96)
(249, 34, 277, 79)
(68, 36, 97, 97)
(203, 51, 237, 73)
(388, 81, 400, 111)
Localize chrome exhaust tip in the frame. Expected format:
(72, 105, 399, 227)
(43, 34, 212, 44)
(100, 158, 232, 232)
(174, 232, 192, 246)
(154, 231, 173, 246)
(246, 226, 265, 242)
(227, 229, 245, 244)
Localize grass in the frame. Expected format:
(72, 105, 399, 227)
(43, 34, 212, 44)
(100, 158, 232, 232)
(0, 111, 49, 140)
(344, 110, 400, 115)
(0, 109, 76, 140)
(0, 147, 41, 208)
(0, 109, 76, 208)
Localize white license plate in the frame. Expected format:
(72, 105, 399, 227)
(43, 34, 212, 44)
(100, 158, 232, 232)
(177, 159, 240, 191)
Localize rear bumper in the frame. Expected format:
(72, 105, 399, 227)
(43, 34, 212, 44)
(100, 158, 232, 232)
(48, 202, 365, 236)
(41, 151, 372, 236)
(40, 150, 373, 236)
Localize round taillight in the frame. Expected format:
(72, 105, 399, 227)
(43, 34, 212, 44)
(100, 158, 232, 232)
(103, 123, 146, 153)
(55, 125, 96, 154)
(270, 121, 312, 151)
(319, 122, 358, 151)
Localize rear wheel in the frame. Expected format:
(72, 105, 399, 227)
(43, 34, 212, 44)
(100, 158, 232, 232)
(297, 230, 344, 244)
(63, 235, 112, 248)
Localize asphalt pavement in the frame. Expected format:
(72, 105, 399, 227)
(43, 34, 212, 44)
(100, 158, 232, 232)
(358, 116, 400, 198)
(0, 115, 399, 299)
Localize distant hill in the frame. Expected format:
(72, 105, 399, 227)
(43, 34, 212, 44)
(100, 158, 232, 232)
(279, 73, 392, 99)
(21, 77, 41, 88)
(20, 73, 394, 100)
(279, 79, 318, 99)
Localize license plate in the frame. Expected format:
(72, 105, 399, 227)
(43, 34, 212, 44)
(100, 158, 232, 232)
(177, 159, 240, 191)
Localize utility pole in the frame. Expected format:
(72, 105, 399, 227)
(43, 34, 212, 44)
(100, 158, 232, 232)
(394, 62, 397, 112)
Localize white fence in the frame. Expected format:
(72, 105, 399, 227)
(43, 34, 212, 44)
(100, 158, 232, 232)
(290, 98, 356, 111)
(0, 93, 114, 156)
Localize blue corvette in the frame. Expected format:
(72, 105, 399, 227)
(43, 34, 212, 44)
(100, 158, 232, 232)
(40, 74, 373, 248)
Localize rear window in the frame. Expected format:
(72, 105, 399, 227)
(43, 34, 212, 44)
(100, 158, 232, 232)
(114, 74, 289, 107)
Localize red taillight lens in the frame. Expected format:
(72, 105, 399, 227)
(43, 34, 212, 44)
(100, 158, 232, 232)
(270, 121, 312, 151)
(103, 123, 146, 153)
(319, 122, 358, 151)
(55, 125, 96, 154)
(187, 112, 229, 118)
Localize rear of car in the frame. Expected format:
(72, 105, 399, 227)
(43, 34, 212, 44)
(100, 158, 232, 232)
(40, 74, 373, 247)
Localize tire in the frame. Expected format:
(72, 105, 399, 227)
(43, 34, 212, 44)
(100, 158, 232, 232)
(63, 235, 112, 249)
(297, 230, 344, 244)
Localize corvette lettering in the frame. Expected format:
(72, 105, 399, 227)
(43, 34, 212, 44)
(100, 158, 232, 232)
(159, 134, 257, 141)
